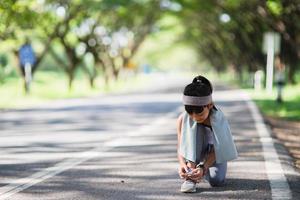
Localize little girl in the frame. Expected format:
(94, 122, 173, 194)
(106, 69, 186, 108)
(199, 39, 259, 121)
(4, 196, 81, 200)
(176, 75, 238, 193)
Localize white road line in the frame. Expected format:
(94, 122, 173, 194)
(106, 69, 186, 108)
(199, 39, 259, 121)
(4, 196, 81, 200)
(0, 108, 181, 199)
(0, 150, 108, 200)
(5, 89, 292, 199)
(243, 91, 292, 200)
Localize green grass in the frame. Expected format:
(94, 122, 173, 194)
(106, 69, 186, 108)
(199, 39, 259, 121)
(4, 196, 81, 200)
(0, 71, 151, 109)
(2, 69, 300, 122)
(247, 84, 300, 121)
(208, 70, 300, 121)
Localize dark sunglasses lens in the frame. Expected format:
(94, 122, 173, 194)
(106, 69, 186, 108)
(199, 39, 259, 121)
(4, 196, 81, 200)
(185, 106, 204, 114)
(194, 106, 204, 114)
(185, 107, 193, 114)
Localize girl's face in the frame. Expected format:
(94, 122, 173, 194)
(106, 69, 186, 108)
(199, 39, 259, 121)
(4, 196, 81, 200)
(188, 104, 212, 123)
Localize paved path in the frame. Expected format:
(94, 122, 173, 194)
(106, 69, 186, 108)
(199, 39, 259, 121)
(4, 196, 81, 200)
(0, 76, 299, 199)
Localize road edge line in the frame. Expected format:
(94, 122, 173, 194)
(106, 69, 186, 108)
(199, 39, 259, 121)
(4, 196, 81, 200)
(242, 91, 292, 200)
(0, 107, 181, 199)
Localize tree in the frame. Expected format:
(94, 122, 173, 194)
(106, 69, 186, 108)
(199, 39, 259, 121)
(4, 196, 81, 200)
(175, 0, 300, 83)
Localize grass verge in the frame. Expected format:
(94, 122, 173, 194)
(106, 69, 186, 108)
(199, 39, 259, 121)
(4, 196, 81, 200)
(247, 83, 300, 121)
(0, 71, 151, 109)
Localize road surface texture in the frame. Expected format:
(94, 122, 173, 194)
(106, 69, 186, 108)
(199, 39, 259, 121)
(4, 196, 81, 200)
(0, 74, 299, 199)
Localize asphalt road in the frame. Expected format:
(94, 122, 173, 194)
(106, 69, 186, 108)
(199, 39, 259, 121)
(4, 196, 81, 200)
(0, 75, 299, 200)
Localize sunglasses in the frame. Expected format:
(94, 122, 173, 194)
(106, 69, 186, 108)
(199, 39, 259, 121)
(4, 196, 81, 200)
(185, 105, 207, 115)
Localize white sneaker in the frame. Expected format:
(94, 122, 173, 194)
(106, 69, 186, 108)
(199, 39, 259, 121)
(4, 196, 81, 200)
(180, 180, 196, 193)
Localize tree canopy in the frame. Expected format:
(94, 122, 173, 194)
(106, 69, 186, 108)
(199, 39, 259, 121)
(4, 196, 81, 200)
(175, 0, 300, 83)
(0, 0, 299, 89)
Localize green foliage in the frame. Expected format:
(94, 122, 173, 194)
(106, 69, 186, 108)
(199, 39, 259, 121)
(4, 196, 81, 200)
(1, 0, 299, 97)
(134, 15, 199, 70)
(0, 54, 10, 84)
(0, 0, 42, 37)
(266, 0, 283, 16)
(175, 0, 300, 83)
(0, 54, 8, 67)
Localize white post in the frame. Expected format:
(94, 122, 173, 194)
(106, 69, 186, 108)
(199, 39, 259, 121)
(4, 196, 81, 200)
(254, 70, 263, 90)
(24, 63, 32, 84)
(24, 63, 32, 93)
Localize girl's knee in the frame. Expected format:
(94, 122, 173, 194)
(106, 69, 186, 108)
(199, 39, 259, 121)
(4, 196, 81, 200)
(207, 162, 227, 187)
(209, 177, 225, 187)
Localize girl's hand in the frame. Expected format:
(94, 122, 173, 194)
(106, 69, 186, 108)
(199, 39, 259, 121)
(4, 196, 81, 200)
(189, 168, 204, 182)
(178, 164, 189, 179)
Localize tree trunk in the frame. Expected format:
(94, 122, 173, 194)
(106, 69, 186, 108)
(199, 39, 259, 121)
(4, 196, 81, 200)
(287, 65, 296, 84)
(68, 72, 74, 91)
(112, 68, 120, 80)
(89, 77, 95, 88)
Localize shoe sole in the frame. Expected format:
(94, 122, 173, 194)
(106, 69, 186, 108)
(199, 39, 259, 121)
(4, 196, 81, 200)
(180, 188, 196, 193)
